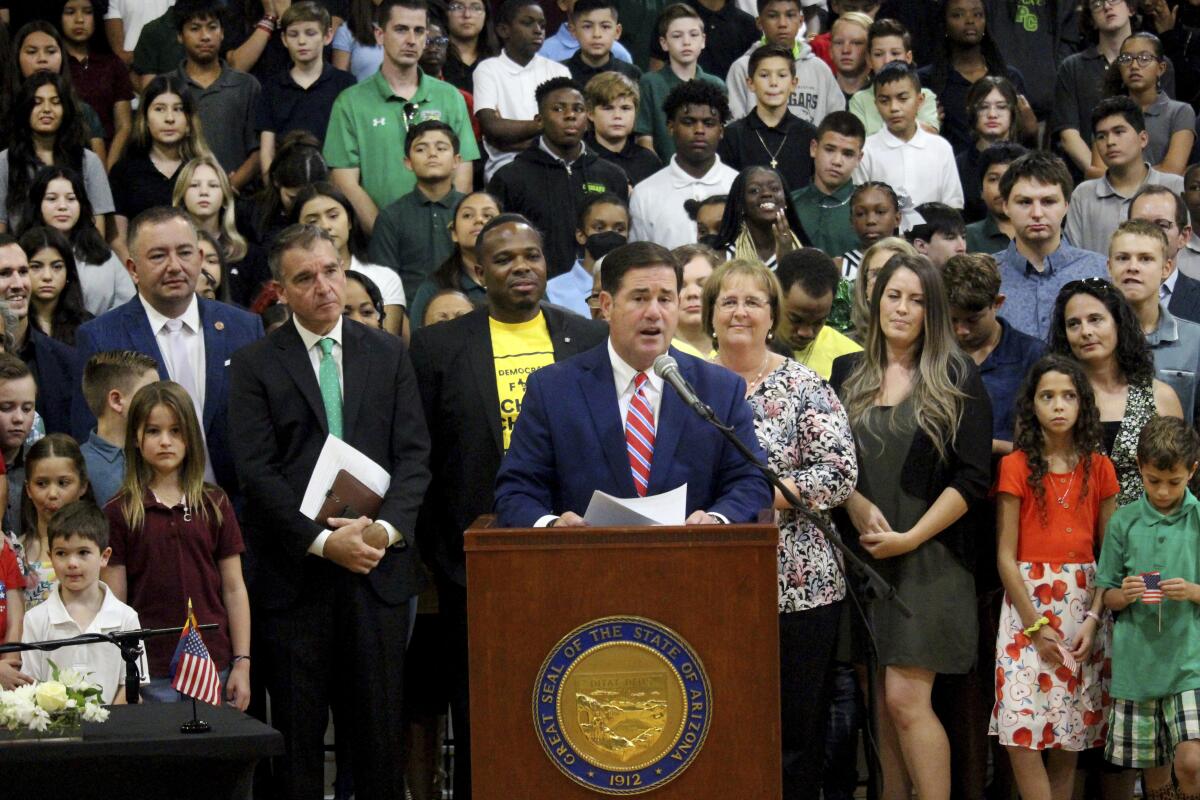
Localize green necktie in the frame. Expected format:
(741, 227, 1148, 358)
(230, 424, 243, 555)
(318, 337, 343, 439)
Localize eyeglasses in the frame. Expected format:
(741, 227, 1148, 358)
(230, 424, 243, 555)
(1116, 52, 1160, 66)
(426, 35, 449, 47)
(1059, 277, 1117, 298)
(716, 296, 770, 313)
(1087, 0, 1123, 10)
(585, 291, 602, 308)
(448, 3, 486, 15)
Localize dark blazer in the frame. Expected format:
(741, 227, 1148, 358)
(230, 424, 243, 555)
(71, 295, 264, 491)
(1170, 271, 1200, 326)
(829, 351, 993, 568)
(493, 343, 773, 528)
(409, 304, 608, 585)
(228, 318, 431, 609)
(26, 328, 77, 434)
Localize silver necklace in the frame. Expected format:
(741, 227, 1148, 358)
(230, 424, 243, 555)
(740, 354, 772, 396)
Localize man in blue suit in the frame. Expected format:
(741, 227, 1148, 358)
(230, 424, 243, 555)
(494, 241, 771, 528)
(70, 207, 263, 492)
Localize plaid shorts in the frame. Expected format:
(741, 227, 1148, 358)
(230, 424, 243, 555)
(1106, 689, 1200, 768)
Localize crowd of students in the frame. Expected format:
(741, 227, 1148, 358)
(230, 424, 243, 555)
(0, 0, 1198, 797)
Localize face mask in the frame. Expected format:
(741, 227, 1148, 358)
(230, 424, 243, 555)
(584, 231, 627, 260)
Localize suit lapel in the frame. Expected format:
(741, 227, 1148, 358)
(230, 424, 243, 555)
(465, 311, 504, 456)
(579, 347, 636, 495)
(275, 323, 328, 434)
(340, 322, 368, 442)
(122, 300, 168, 379)
(545, 305, 582, 361)
(197, 299, 225, 432)
(646, 349, 686, 494)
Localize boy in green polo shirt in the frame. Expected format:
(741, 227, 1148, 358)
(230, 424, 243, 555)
(1098, 417, 1200, 800)
(634, 3, 725, 162)
(369, 120, 465, 303)
(791, 110, 863, 259)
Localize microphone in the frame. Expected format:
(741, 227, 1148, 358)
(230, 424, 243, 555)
(653, 354, 714, 421)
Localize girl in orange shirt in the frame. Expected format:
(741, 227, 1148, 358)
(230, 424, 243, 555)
(991, 354, 1118, 800)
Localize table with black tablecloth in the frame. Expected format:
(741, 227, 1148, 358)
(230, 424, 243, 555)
(0, 703, 283, 799)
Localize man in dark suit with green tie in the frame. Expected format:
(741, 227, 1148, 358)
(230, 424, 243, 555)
(229, 224, 430, 800)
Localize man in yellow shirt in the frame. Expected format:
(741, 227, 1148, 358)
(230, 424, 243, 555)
(408, 212, 606, 799)
(775, 248, 861, 379)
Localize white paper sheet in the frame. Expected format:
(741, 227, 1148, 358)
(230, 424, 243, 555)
(300, 435, 392, 520)
(583, 484, 688, 527)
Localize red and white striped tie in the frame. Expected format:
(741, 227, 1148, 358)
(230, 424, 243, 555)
(625, 372, 655, 496)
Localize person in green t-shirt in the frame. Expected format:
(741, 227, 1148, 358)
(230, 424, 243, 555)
(634, 3, 725, 162)
(790, 111, 863, 262)
(1097, 416, 1200, 796)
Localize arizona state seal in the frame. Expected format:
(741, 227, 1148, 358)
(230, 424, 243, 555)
(533, 616, 712, 795)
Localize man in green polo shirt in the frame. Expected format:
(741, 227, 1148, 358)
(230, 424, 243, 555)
(791, 111, 862, 259)
(323, 0, 478, 233)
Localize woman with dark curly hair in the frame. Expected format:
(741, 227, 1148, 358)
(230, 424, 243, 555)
(1048, 277, 1182, 504)
(991, 354, 1117, 797)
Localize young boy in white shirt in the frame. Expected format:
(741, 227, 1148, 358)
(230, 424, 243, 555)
(474, 0, 572, 181)
(21, 502, 147, 705)
(852, 61, 962, 231)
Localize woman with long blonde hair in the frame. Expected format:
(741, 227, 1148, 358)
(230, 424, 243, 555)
(830, 253, 992, 800)
(173, 155, 248, 262)
(849, 236, 917, 341)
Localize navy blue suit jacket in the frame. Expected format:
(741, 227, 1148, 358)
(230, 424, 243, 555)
(1170, 271, 1200, 326)
(27, 328, 77, 435)
(493, 344, 773, 528)
(70, 296, 264, 491)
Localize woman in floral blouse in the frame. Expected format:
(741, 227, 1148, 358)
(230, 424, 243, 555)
(703, 257, 858, 797)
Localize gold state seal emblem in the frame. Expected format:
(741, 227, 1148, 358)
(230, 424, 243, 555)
(534, 616, 712, 795)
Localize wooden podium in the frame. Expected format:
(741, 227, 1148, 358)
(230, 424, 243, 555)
(464, 516, 782, 798)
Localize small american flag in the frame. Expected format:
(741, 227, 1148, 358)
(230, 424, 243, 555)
(170, 601, 222, 706)
(1142, 571, 1164, 605)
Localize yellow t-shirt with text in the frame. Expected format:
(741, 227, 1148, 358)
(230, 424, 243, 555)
(490, 312, 555, 452)
(793, 325, 862, 380)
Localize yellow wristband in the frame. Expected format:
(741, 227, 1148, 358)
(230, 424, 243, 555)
(1023, 617, 1050, 637)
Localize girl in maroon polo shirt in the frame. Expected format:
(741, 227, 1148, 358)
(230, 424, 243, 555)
(102, 381, 251, 709)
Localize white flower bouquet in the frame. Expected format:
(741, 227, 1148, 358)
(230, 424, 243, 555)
(0, 661, 110, 736)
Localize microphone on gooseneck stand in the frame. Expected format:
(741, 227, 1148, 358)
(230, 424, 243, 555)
(652, 355, 715, 421)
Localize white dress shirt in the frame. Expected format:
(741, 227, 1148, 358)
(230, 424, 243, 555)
(609, 338, 664, 428)
(293, 316, 402, 555)
(852, 126, 964, 232)
(140, 293, 205, 411)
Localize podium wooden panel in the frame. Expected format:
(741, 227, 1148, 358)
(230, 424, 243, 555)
(465, 516, 782, 799)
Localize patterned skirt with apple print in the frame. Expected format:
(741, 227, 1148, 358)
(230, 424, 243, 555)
(989, 561, 1110, 750)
